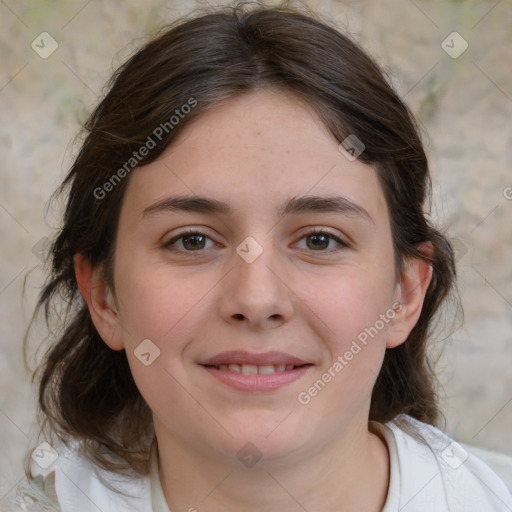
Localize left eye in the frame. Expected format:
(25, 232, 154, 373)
(295, 231, 347, 251)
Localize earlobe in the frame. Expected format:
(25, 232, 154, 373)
(386, 243, 433, 349)
(74, 254, 124, 351)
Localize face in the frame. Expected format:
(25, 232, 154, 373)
(96, 89, 410, 465)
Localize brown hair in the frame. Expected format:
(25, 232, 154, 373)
(27, 1, 458, 476)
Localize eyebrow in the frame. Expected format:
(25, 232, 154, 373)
(142, 194, 374, 224)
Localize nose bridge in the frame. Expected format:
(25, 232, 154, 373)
(218, 233, 294, 327)
(234, 234, 284, 297)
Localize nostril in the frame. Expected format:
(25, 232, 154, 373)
(233, 313, 245, 320)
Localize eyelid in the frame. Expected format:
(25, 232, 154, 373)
(163, 225, 218, 243)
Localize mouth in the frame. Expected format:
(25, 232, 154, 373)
(198, 351, 314, 392)
(202, 363, 310, 374)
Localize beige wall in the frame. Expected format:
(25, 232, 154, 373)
(1, 0, 511, 500)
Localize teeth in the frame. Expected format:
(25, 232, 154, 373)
(216, 364, 298, 374)
(228, 364, 241, 373)
(258, 365, 276, 375)
(241, 364, 258, 375)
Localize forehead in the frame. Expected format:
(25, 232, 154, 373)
(123, 88, 388, 223)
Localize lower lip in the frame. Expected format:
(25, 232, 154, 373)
(201, 365, 312, 392)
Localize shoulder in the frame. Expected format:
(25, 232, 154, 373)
(9, 441, 152, 512)
(463, 444, 512, 493)
(380, 415, 512, 511)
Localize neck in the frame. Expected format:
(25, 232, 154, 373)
(155, 418, 390, 512)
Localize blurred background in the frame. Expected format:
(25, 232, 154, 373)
(1, 0, 511, 504)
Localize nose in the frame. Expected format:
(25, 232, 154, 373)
(217, 241, 295, 331)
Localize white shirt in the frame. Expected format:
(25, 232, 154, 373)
(374, 416, 512, 511)
(6, 415, 512, 511)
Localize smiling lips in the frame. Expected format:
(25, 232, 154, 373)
(214, 363, 297, 375)
(199, 350, 313, 391)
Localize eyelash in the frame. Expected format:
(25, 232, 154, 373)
(163, 228, 349, 255)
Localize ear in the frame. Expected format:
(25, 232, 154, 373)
(386, 242, 433, 349)
(74, 253, 124, 351)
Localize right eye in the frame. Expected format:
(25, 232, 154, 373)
(163, 230, 218, 253)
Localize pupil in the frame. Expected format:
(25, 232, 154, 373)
(183, 234, 205, 250)
(308, 234, 328, 250)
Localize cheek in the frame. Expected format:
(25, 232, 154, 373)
(295, 278, 393, 427)
(114, 263, 206, 344)
(295, 262, 396, 412)
(306, 266, 396, 347)
(114, 268, 216, 424)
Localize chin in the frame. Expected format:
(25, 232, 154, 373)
(214, 416, 308, 463)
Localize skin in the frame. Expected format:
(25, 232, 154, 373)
(75, 88, 432, 512)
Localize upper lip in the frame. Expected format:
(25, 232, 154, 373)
(199, 350, 310, 367)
